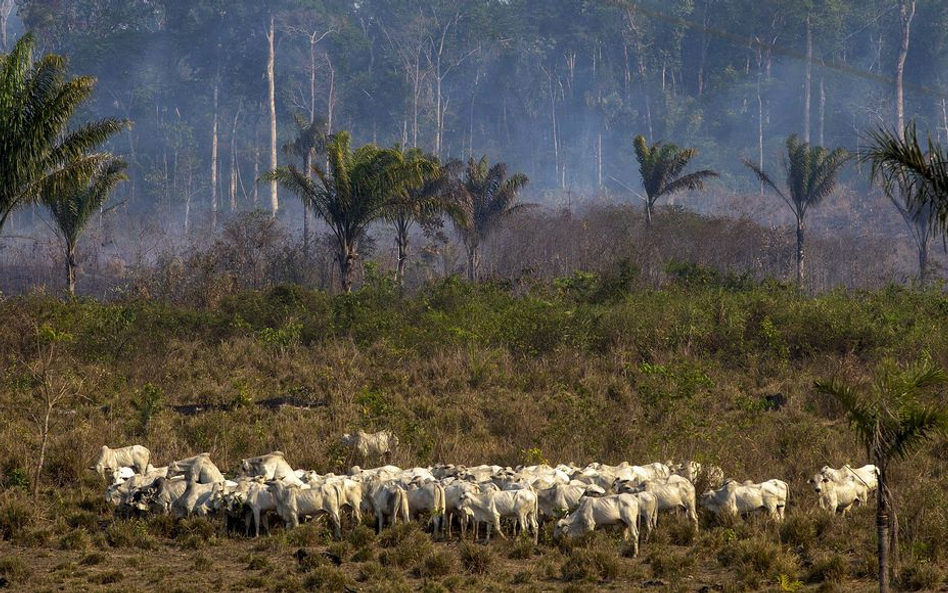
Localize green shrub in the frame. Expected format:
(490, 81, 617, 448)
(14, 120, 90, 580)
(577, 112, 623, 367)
(59, 529, 91, 551)
(561, 548, 620, 583)
(104, 519, 156, 550)
(807, 552, 848, 584)
(0, 493, 36, 542)
(899, 561, 943, 591)
(459, 542, 493, 575)
(347, 524, 375, 549)
(415, 550, 457, 578)
(302, 565, 353, 592)
(0, 557, 30, 584)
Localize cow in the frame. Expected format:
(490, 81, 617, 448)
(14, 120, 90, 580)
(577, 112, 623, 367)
(821, 465, 878, 493)
(630, 491, 658, 542)
(93, 445, 151, 480)
(536, 482, 605, 520)
(670, 461, 725, 488)
(238, 452, 297, 482)
(172, 479, 224, 518)
(458, 488, 539, 544)
(106, 466, 168, 509)
(700, 479, 789, 521)
(403, 480, 446, 537)
(166, 453, 225, 484)
(222, 479, 277, 536)
(443, 479, 480, 538)
(554, 494, 641, 557)
(808, 473, 868, 515)
(341, 431, 399, 463)
(625, 475, 699, 527)
(135, 476, 188, 515)
(362, 479, 410, 534)
(270, 481, 342, 538)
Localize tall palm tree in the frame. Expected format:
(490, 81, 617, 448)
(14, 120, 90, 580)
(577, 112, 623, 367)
(43, 158, 127, 295)
(632, 135, 718, 227)
(261, 131, 436, 293)
(815, 360, 948, 593)
(282, 114, 326, 257)
(451, 157, 529, 282)
(863, 124, 948, 284)
(385, 150, 455, 284)
(744, 135, 848, 291)
(0, 34, 129, 235)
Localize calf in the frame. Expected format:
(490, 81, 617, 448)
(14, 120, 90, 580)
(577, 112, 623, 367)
(808, 473, 867, 515)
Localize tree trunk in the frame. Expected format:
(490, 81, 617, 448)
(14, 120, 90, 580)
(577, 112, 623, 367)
(396, 230, 409, 285)
(66, 246, 77, 296)
(803, 15, 812, 144)
(796, 217, 805, 291)
(303, 151, 312, 258)
(896, 1, 915, 136)
(819, 75, 826, 146)
(230, 105, 241, 211)
(0, 0, 12, 52)
(645, 200, 653, 227)
(267, 16, 279, 215)
(877, 466, 891, 593)
(596, 132, 603, 195)
(33, 406, 51, 499)
(757, 73, 764, 194)
(339, 241, 358, 293)
(211, 81, 219, 230)
(918, 235, 929, 285)
(467, 245, 479, 282)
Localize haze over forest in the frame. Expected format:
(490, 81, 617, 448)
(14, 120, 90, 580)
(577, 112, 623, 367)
(2, 0, 948, 293)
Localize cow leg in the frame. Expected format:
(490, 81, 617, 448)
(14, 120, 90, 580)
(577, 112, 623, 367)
(254, 508, 261, 537)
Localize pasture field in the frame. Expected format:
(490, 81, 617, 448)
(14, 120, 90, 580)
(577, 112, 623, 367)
(1, 276, 947, 591)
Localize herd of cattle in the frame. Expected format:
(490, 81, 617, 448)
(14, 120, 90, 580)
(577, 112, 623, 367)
(94, 433, 880, 557)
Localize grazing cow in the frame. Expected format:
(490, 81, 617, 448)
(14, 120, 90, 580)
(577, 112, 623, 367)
(362, 479, 410, 534)
(105, 467, 168, 508)
(172, 479, 224, 518)
(270, 481, 342, 538)
(627, 475, 699, 527)
(167, 453, 225, 484)
(136, 476, 188, 515)
(821, 465, 878, 493)
(458, 488, 539, 543)
(554, 494, 641, 557)
(808, 473, 868, 515)
(670, 461, 725, 488)
(322, 476, 365, 524)
(341, 431, 398, 463)
(239, 452, 297, 482)
(93, 445, 151, 480)
(536, 483, 605, 519)
(223, 479, 277, 536)
(700, 479, 789, 521)
(403, 480, 446, 536)
(443, 479, 480, 538)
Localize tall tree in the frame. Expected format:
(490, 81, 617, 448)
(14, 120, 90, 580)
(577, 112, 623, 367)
(863, 124, 948, 283)
(744, 135, 848, 291)
(815, 359, 948, 593)
(896, 0, 916, 136)
(43, 158, 127, 295)
(0, 34, 128, 237)
(451, 157, 530, 282)
(282, 114, 326, 257)
(266, 14, 279, 216)
(261, 131, 436, 292)
(633, 135, 718, 227)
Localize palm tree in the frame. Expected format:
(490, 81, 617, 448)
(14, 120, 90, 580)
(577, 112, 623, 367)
(815, 359, 948, 593)
(261, 131, 436, 292)
(632, 135, 718, 227)
(451, 157, 529, 282)
(43, 158, 127, 295)
(744, 135, 848, 291)
(385, 150, 455, 284)
(0, 34, 129, 236)
(282, 114, 326, 257)
(863, 124, 948, 284)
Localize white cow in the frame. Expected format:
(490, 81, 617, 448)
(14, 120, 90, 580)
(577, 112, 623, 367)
(808, 473, 868, 515)
(223, 479, 277, 536)
(821, 465, 878, 493)
(270, 481, 342, 538)
(554, 494, 641, 557)
(93, 445, 151, 480)
(670, 461, 725, 488)
(341, 431, 399, 462)
(701, 479, 789, 521)
(403, 480, 446, 536)
(630, 491, 659, 542)
(238, 452, 298, 482)
(172, 479, 224, 518)
(536, 482, 604, 519)
(628, 475, 698, 527)
(443, 479, 480, 538)
(362, 479, 410, 534)
(458, 488, 539, 543)
(166, 453, 225, 484)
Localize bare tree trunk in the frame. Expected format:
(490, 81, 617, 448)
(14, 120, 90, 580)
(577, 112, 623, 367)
(327, 56, 336, 134)
(339, 242, 358, 293)
(467, 246, 479, 283)
(211, 82, 219, 230)
(877, 465, 891, 593)
(33, 406, 51, 498)
(230, 105, 241, 211)
(819, 75, 826, 146)
(896, 1, 915, 136)
(803, 15, 812, 144)
(395, 219, 410, 284)
(596, 132, 603, 194)
(757, 72, 764, 194)
(796, 217, 805, 291)
(0, 0, 13, 52)
(303, 150, 312, 258)
(645, 201, 653, 227)
(267, 16, 279, 216)
(66, 246, 77, 296)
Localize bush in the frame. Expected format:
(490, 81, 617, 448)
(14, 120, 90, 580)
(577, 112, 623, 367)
(378, 528, 431, 570)
(807, 552, 848, 584)
(104, 519, 156, 550)
(647, 547, 695, 580)
(0, 557, 30, 584)
(416, 550, 457, 578)
(508, 535, 536, 560)
(347, 524, 376, 550)
(0, 493, 36, 543)
(79, 552, 106, 566)
(561, 548, 621, 583)
(59, 529, 91, 551)
(899, 561, 943, 591)
(717, 536, 800, 587)
(459, 542, 494, 575)
(88, 569, 124, 585)
(302, 565, 354, 592)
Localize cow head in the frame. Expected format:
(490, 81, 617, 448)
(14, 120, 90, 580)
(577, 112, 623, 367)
(807, 474, 829, 494)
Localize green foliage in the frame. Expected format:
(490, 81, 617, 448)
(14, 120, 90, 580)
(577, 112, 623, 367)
(633, 135, 718, 222)
(130, 382, 163, 434)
